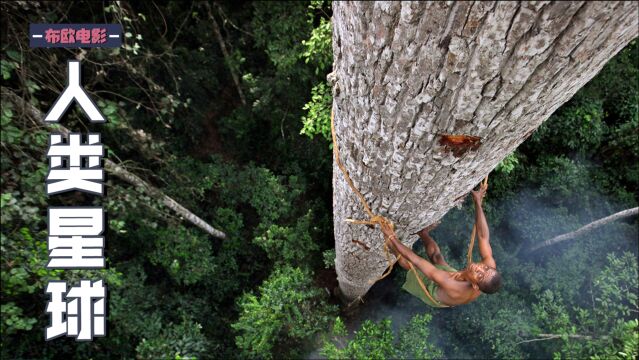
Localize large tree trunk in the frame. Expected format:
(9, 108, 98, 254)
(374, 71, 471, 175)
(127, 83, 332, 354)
(331, 1, 638, 301)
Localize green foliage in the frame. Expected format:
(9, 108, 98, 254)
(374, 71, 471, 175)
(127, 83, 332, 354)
(1, 2, 333, 357)
(322, 248, 336, 269)
(533, 290, 572, 336)
(253, 209, 319, 267)
(477, 299, 533, 358)
(529, 156, 591, 202)
(495, 152, 519, 175)
(529, 98, 606, 155)
(237, 166, 292, 225)
(301, 82, 333, 142)
(321, 314, 443, 360)
(232, 266, 337, 359)
(602, 110, 639, 202)
(593, 252, 638, 321)
(160, 156, 304, 229)
(1, 302, 37, 335)
(1, 50, 20, 82)
(397, 314, 445, 359)
(1, 102, 21, 145)
(321, 317, 396, 359)
(251, 1, 313, 74)
(518, 40, 638, 206)
(529, 252, 639, 359)
(302, 17, 333, 74)
(300, 1, 333, 143)
(135, 318, 207, 360)
(1, 58, 18, 80)
(147, 226, 216, 285)
(591, 319, 639, 360)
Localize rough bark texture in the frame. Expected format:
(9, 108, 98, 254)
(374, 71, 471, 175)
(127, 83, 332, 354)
(331, 1, 638, 300)
(530, 207, 639, 252)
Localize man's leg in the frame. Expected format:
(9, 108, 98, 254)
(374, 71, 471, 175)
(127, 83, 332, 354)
(417, 223, 449, 267)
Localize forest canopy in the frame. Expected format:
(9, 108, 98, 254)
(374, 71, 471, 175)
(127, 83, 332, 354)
(1, 1, 637, 359)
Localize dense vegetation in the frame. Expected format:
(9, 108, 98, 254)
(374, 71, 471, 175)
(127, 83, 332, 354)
(1, 2, 637, 359)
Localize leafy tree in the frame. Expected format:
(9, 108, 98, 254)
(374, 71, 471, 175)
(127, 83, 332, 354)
(321, 317, 396, 359)
(232, 266, 337, 359)
(300, 1, 333, 143)
(135, 318, 207, 360)
(301, 82, 333, 142)
(253, 209, 319, 267)
(528, 252, 638, 359)
(321, 314, 443, 359)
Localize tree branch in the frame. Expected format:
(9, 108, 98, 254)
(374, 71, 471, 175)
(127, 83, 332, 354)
(205, 2, 246, 106)
(530, 207, 638, 252)
(2, 87, 227, 240)
(515, 333, 600, 345)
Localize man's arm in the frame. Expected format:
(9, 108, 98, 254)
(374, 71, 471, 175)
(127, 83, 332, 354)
(384, 229, 450, 285)
(472, 183, 496, 268)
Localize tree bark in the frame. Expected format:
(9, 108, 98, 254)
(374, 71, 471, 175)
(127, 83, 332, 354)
(2, 88, 227, 240)
(530, 207, 638, 252)
(331, 1, 638, 300)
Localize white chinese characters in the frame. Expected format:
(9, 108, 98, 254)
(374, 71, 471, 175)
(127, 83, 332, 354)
(47, 207, 104, 268)
(44, 60, 108, 342)
(44, 60, 105, 122)
(46, 133, 104, 195)
(46, 280, 106, 341)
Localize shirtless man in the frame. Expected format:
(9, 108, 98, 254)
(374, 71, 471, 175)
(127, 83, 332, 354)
(383, 182, 501, 307)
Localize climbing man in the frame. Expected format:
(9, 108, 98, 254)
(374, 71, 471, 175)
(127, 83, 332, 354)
(383, 181, 501, 307)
